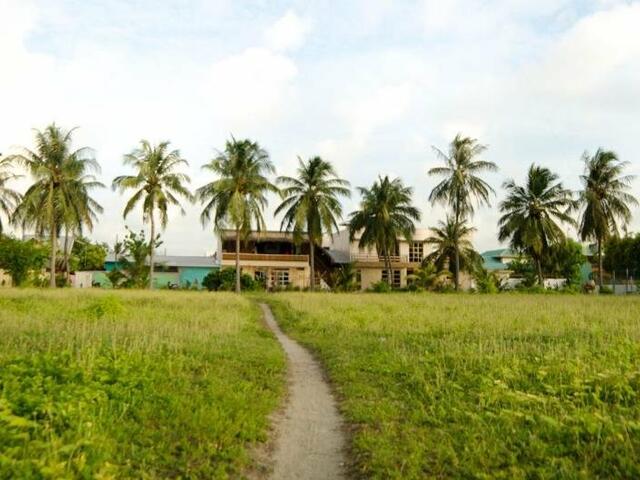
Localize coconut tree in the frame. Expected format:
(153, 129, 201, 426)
(197, 137, 277, 293)
(112, 140, 192, 289)
(498, 164, 576, 285)
(428, 134, 497, 290)
(348, 176, 420, 285)
(577, 149, 637, 288)
(425, 216, 481, 280)
(276, 156, 351, 290)
(0, 155, 21, 233)
(9, 124, 103, 287)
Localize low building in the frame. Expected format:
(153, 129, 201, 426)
(217, 230, 313, 289)
(99, 254, 219, 289)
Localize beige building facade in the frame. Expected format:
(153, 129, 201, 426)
(218, 230, 311, 289)
(323, 228, 433, 290)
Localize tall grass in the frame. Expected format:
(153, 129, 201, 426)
(269, 293, 640, 479)
(0, 289, 285, 479)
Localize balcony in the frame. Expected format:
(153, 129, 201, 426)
(350, 253, 411, 264)
(221, 252, 309, 263)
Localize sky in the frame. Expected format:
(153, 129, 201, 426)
(1, 0, 639, 255)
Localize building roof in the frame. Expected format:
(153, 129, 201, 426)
(219, 229, 308, 242)
(324, 249, 351, 264)
(106, 254, 218, 268)
(481, 248, 517, 271)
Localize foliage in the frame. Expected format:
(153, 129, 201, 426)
(472, 266, 501, 293)
(330, 263, 359, 292)
(407, 263, 451, 291)
(577, 149, 637, 286)
(543, 238, 587, 286)
(0, 236, 48, 286)
(276, 156, 350, 290)
(425, 216, 481, 276)
(8, 124, 104, 287)
(108, 229, 162, 289)
(112, 140, 192, 289)
(197, 137, 277, 293)
(368, 280, 392, 293)
(348, 176, 420, 282)
(0, 290, 285, 479)
(269, 293, 640, 479)
(0, 156, 21, 233)
(508, 256, 538, 287)
(202, 268, 260, 292)
(70, 237, 108, 271)
(498, 164, 576, 285)
(604, 234, 640, 276)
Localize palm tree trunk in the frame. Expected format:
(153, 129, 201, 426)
(309, 239, 315, 291)
(454, 244, 460, 291)
(149, 212, 155, 290)
(63, 228, 70, 283)
(235, 227, 241, 293)
(49, 218, 57, 288)
(535, 255, 544, 286)
(598, 238, 603, 290)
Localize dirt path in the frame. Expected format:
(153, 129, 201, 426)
(259, 303, 347, 480)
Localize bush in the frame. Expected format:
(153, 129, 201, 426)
(369, 280, 392, 293)
(202, 268, 260, 291)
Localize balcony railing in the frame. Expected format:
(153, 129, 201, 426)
(350, 253, 411, 263)
(221, 252, 309, 263)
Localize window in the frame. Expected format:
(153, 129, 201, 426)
(255, 270, 267, 285)
(406, 268, 415, 286)
(381, 269, 401, 287)
(355, 269, 362, 289)
(271, 269, 290, 287)
(409, 242, 424, 263)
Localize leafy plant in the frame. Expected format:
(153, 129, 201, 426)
(0, 235, 48, 286)
(202, 268, 259, 291)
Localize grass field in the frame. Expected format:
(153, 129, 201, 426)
(0, 290, 285, 479)
(268, 293, 640, 479)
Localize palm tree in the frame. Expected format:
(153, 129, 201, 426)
(112, 140, 192, 289)
(425, 216, 481, 278)
(348, 176, 420, 285)
(0, 155, 21, 234)
(577, 149, 637, 288)
(498, 164, 576, 285)
(428, 134, 497, 290)
(9, 124, 103, 287)
(276, 156, 351, 290)
(407, 263, 451, 291)
(196, 137, 277, 293)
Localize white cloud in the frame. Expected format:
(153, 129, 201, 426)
(205, 47, 298, 129)
(264, 10, 311, 52)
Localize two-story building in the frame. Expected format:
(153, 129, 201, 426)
(217, 230, 318, 289)
(322, 228, 433, 289)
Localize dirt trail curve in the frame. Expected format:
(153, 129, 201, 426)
(259, 303, 347, 480)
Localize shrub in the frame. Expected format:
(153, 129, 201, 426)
(369, 280, 392, 293)
(202, 268, 259, 291)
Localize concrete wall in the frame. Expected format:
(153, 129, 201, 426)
(179, 267, 216, 289)
(0, 269, 12, 287)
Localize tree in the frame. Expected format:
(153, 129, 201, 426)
(425, 216, 481, 281)
(0, 235, 48, 286)
(202, 268, 259, 292)
(108, 228, 162, 288)
(348, 176, 420, 284)
(276, 156, 350, 290)
(71, 237, 108, 271)
(543, 239, 587, 287)
(196, 137, 277, 293)
(577, 149, 637, 288)
(0, 155, 21, 234)
(330, 263, 359, 292)
(9, 124, 104, 287)
(428, 134, 497, 290)
(498, 164, 576, 285)
(407, 263, 452, 291)
(112, 140, 192, 289)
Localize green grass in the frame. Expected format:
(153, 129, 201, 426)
(268, 293, 640, 479)
(0, 289, 285, 479)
